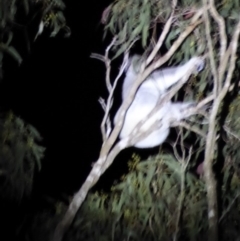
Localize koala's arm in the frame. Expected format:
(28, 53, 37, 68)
(151, 57, 205, 92)
(123, 56, 204, 97)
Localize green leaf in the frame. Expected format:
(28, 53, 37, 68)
(5, 46, 22, 64)
(6, 32, 13, 46)
(165, 30, 180, 49)
(164, 158, 181, 173)
(23, 0, 29, 14)
(142, 22, 149, 47)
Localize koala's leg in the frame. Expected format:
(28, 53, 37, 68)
(168, 102, 197, 122)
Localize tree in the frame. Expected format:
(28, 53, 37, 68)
(53, 0, 240, 241)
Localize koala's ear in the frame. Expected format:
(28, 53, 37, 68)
(126, 55, 143, 73)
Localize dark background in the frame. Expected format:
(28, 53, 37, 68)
(0, 0, 113, 198)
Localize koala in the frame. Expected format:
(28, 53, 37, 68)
(114, 55, 205, 148)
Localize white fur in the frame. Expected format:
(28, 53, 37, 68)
(114, 55, 204, 148)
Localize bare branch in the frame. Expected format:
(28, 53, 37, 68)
(224, 126, 240, 141)
(203, 17, 240, 241)
(91, 38, 117, 93)
(173, 144, 193, 241)
(180, 128, 186, 160)
(99, 97, 112, 138)
(98, 97, 106, 111)
(146, 0, 178, 65)
(209, 0, 227, 66)
(100, 37, 139, 142)
(202, 0, 219, 96)
(172, 134, 182, 163)
(219, 192, 240, 223)
(105, 37, 117, 93)
(176, 121, 206, 138)
(100, 53, 129, 142)
(207, 0, 229, 91)
(197, 94, 214, 109)
(90, 53, 105, 62)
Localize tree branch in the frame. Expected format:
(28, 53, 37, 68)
(203, 12, 240, 241)
(209, 0, 227, 67)
(173, 134, 192, 241)
(146, 0, 178, 65)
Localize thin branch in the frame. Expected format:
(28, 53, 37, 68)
(176, 121, 206, 138)
(98, 97, 106, 111)
(90, 53, 105, 62)
(208, 0, 229, 92)
(105, 37, 117, 93)
(197, 94, 214, 109)
(146, 0, 178, 65)
(202, 0, 219, 96)
(180, 128, 186, 160)
(203, 17, 240, 241)
(209, 0, 227, 66)
(219, 192, 240, 223)
(100, 38, 139, 142)
(172, 135, 182, 163)
(224, 126, 240, 141)
(98, 97, 112, 138)
(100, 53, 129, 143)
(207, 0, 228, 89)
(173, 145, 193, 241)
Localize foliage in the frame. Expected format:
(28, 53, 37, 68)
(61, 153, 239, 241)
(103, 0, 205, 58)
(0, 0, 69, 79)
(0, 111, 45, 201)
(19, 153, 240, 241)
(104, 0, 240, 60)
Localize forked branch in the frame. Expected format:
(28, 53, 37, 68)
(202, 1, 240, 240)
